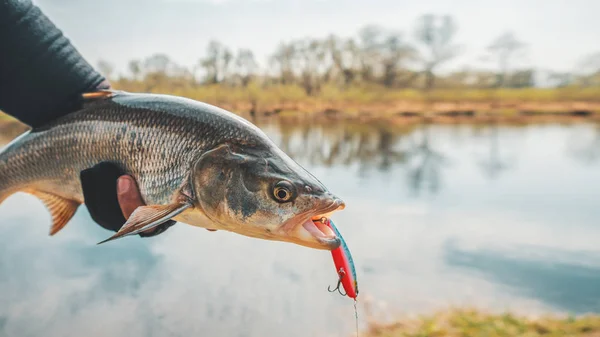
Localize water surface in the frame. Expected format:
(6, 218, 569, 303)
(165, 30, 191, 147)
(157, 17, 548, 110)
(1, 121, 600, 337)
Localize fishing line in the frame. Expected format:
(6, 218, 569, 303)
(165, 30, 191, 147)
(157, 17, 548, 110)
(353, 298, 359, 337)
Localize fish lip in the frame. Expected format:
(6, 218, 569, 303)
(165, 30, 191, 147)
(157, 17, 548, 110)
(312, 233, 341, 250)
(282, 197, 345, 231)
(279, 197, 345, 250)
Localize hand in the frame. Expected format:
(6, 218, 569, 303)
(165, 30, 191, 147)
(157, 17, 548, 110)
(115, 175, 174, 237)
(80, 162, 175, 237)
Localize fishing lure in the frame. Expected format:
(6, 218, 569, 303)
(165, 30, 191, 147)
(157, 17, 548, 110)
(323, 218, 359, 299)
(323, 218, 360, 337)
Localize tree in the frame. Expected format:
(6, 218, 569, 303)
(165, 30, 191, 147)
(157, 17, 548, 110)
(414, 14, 460, 90)
(296, 38, 327, 95)
(380, 33, 416, 87)
(357, 25, 385, 83)
(200, 40, 233, 84)
(143, 53, 172, 74)
(97, 60, 115, 80)
(507, 69, 534, 88)
(546, 71, 573, 88)
(128, 60, 142, 80)
(576, 52, 600, 87)
(138, 54, 185, 90)
(234, 49, 258, 87)
(324, 35, 369, 86)
(487, 32, 526, 87)
(270, 42, 297, 85)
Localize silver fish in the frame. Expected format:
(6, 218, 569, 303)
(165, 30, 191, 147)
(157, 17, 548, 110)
(0, 90, 345, 250)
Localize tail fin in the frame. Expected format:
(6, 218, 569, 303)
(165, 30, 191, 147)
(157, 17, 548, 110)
(0, 188, 14, 207)
(0, 187, 79, 235)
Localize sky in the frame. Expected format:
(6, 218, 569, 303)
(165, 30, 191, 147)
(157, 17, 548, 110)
(35, 0, 600, 77)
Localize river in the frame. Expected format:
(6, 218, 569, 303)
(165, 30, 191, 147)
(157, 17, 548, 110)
(1, 120, 600, 337)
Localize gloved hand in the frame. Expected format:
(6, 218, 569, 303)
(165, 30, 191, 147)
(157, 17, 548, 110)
(79, 162, 176, 237)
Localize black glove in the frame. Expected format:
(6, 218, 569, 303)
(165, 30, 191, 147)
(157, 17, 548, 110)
(79, 162, 175, 237)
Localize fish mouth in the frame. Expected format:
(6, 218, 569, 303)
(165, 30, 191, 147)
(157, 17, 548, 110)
(281, 197, 346, 251)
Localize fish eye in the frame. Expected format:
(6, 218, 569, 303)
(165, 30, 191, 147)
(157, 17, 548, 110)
(273, 181, 295, 203)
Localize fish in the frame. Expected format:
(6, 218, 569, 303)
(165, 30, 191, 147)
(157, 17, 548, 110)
(0, 90, 345, 250)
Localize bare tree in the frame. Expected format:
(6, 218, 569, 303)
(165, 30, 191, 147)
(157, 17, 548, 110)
(270, 42, 297, 85)
(357, 25, 385, 83)
(381, 33, 416, 87)
(137, 54, 192, 90)
(508, 69, 534, 88)
(296, 39, 327, 95)
(200, 40, 233, 84)
(97, 60, 115, 80)
(143, 53, 172, 74)
(487, 32, 526, 87)
(234, 49, 258, 87)
(576, 52, 600, 87)
(128, 60, 142, 80)
(325, 35, 364, 86)
(414, 14, 460, 90)
(546, 71, 573, 88)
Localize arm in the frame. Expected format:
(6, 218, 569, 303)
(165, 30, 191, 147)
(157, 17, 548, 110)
(0, 0, 108, 127)
(0, 0, 173, 237)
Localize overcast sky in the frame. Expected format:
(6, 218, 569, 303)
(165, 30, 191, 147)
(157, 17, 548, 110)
(35, 0, 600, 76)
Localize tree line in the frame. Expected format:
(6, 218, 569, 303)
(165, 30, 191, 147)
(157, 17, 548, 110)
(98, 14, 600, 96)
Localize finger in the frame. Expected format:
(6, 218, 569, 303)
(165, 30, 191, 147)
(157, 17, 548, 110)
(117, 175, 145, 219)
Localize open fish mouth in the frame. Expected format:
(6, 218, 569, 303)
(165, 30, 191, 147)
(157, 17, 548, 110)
(282, 198, 346, 250)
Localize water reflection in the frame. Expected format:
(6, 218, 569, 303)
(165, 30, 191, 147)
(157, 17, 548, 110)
(265, 121, 411, 173)
(404, 123, 448, 195)
(476, 122, 512, 179)
(2, 121, 600, 336)
(445, 242, 600, 314)
(568, 122, 600, 164)
(260, 121, 452, 195)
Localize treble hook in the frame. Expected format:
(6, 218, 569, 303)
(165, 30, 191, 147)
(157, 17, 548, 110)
(328, 268, 347, 296)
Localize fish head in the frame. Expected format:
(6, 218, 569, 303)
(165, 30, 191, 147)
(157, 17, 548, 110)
(191, 143, 345, 250)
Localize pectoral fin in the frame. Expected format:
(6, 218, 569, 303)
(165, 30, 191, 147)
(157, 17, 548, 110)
(28, 190, 80, 235)
(97, 202, 192, 244)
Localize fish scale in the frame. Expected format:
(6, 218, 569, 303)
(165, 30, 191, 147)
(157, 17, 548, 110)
(0, 91, 265, 206)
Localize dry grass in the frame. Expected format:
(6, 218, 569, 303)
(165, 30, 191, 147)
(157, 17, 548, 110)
(110, 81, 600, 116)
(364, 309, 600, 337)
(2, 85, 600, 124)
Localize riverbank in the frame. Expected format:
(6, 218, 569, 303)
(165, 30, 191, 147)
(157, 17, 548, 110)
(2, 86, 600, 130)
(110, 82, 600, 121)
(364, 308, 600, 337)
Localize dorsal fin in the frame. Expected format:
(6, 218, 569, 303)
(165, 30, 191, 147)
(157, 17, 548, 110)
(81, 90, 116, 101)
(27, 190, 80, 235)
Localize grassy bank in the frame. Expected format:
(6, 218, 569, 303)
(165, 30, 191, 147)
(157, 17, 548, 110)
(2, 86, 600, 125)
(111, 81, 600, 119)
(365, 309, 600, 337)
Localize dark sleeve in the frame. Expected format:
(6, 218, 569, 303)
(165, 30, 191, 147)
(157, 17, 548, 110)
(0, 0, 109, 128)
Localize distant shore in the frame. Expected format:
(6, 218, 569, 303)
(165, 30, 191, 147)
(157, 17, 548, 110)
(106, 84, 600, 121)
(1, 107, 597, 136)
(204, 99, 600, 124)
(2, 87, 600, 135)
